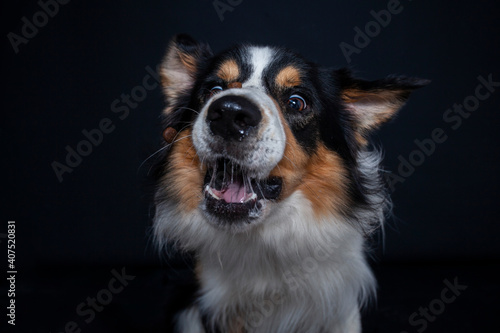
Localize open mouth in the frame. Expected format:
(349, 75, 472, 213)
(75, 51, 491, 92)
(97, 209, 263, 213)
(203, 158, 282, 225)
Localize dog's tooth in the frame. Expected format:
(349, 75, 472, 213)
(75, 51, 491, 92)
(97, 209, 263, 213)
(206, 185, 223, 200)
(243, 192, 257, 203)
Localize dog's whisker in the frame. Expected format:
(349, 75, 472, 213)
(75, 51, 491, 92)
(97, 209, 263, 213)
(138, 145, 169, 174)
(181, 144, 198, 167)
(282, 154, 299, 171)
(138, 123, 192, 173)
(230, 161, 234, 185)
(275, 164, 285, 189)
(209, 160, 217, 189)
(176, 106, 201, 115)
(284, 141, 299, 160)
(172, 134, 192, 145)
(223, 160, 227, 186)
(168, 123, 193, 143)
(217, 251, 223, 270)
(138, 133, 192, 175)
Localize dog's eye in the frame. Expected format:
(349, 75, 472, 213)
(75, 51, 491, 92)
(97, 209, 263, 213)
(209, 86, 223, 97)
(288, 95, 307, 111)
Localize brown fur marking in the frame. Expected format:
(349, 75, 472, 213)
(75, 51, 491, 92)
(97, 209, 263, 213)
(163, 129, 204, 212)
(269, 108, 349, 218)
(298, 144, 350, 218)
(275, 66, 302, 88)
(268, 101, 308, 197)
(217, 59, 240, 82)
(228, 81, 242, 89)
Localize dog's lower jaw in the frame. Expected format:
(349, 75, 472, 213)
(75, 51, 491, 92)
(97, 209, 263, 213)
(164, 191, 375, 333)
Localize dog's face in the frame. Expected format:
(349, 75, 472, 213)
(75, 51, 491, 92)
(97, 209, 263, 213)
(156, 35, 427, 235)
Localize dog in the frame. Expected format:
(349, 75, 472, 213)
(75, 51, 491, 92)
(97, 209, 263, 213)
(153, 34, 428, 333)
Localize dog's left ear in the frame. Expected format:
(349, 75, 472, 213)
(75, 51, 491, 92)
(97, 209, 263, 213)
(336, 69, 429, 139)
(160, 34, 212, 113)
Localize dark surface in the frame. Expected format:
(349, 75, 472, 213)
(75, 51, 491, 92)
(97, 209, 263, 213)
(2, 262, 496, 332)
(2, 0, 499, 332)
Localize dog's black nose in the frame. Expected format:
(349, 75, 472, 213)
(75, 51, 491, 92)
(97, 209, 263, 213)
(206, 95, 262, 141)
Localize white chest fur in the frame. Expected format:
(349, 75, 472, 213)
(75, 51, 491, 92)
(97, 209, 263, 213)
(171, 191, 375, 333)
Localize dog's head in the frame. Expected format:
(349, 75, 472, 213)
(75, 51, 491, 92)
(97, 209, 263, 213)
(155, 34, 428, 237)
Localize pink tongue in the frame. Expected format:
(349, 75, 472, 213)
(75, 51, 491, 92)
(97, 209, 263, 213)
(223, 180, 247, 203)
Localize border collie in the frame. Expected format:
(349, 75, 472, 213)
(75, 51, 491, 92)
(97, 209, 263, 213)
(153, 34, 428, 333)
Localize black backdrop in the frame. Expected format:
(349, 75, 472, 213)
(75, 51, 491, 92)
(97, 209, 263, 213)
(2, 0, 499, 332)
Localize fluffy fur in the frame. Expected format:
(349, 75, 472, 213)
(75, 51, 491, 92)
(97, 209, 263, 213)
(153, 34, 428, 333)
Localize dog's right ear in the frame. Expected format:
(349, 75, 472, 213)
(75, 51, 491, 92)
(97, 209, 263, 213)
(160, 34, 212, 113)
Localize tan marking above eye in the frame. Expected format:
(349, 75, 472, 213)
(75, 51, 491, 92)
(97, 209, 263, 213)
(217, 59, 240, 82)
(227, 81, 242, 89)
(276, 66, 302, 88)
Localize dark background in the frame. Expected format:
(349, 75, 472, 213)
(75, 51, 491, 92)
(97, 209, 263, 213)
(2, 0, 499, 332)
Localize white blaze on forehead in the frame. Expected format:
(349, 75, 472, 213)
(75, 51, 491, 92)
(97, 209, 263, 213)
(192, 46, 284, 180)
(243, 46, 276, 89)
